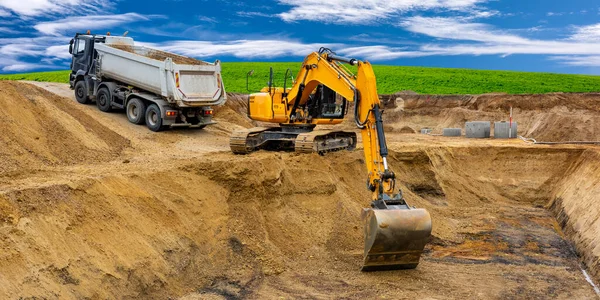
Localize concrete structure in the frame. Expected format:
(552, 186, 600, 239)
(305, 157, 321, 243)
(466, 121, 491, 138)
(494, 121, 518, 139)
(443, 128, 462, 137)
(421, 128, 433, 134)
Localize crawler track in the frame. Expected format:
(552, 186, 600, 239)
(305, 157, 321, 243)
(295, 130, 357, 154)
(230, 127, 356, 155)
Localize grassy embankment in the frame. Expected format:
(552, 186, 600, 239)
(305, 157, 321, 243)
(2, 63, 600, 94)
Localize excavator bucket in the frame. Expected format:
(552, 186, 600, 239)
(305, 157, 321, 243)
(361, 208, 432, 271)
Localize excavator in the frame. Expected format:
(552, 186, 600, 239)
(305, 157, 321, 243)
(230, 48, 432, 271)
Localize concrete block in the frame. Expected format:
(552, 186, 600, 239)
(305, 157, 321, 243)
(494, 121, 518, 139)
(443, 128, 462, 137)
(421, 128, 432, 134)
(466, 121, 491, 138)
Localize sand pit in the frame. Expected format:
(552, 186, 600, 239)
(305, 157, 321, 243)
(0, 82, 599, 299)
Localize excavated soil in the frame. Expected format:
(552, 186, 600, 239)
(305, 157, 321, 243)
(109, 45, 209, 65)
(0, 81, 599, 299)
(0, 82, 129, 175)
(381, 92, 600, 142)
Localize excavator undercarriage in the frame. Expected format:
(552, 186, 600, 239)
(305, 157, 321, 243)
(230, 126, 357, 155)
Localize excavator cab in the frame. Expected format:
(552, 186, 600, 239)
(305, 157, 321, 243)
(306, 85, 347, 120)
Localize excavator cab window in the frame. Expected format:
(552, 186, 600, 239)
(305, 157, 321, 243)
(306, 85, 347, 119)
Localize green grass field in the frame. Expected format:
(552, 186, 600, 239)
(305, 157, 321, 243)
(2, 62, 600, 94)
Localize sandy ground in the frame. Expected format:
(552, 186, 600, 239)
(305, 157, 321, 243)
(0, 81, 598, 299)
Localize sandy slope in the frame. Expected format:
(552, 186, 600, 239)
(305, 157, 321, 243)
(0, 81, 598, 299)
(381, 92, 600, 142)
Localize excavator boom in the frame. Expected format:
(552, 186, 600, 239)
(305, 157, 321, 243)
(231, 48, 432, 271)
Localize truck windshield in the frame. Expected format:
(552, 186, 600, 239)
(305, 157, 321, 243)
(76, 39, 85, 54)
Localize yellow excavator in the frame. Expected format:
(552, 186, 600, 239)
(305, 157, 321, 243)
(230, 48, 432, 271)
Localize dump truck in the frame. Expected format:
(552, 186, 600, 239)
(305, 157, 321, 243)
(69, 33, 226, 131)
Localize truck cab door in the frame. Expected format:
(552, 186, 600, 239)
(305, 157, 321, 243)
(71, 38, 89, 74)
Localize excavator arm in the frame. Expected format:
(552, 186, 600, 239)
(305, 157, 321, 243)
(282, 49, 433, 271)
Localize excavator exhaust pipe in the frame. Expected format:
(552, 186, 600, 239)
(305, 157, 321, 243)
(361, 208, 432, 271)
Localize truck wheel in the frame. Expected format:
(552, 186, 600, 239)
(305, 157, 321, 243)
(126, 98, 146, 125)
(74, 81, 90, 104)
(96, 87, 112, 112)
(145, 104, 165, 132)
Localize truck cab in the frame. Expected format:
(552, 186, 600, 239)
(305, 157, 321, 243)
(69, 34, 104, 90)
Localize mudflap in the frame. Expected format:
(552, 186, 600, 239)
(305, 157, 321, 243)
(361, 208, 432, 271)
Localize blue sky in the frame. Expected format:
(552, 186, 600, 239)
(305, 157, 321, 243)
(1, 0, 600, 74)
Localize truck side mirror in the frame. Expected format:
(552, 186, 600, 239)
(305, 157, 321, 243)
(69, 39, 74, 54)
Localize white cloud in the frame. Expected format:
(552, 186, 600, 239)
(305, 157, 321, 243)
(45, 44, 70, 60)
(236, 11, 272, 18)
(34, 13, 155, 35)
(420, 43, 600, 56)
(2, 62, 51, 72)
(197, 15, 218, 23)
(0, 36, 71, 71)
(0, 8, 10, 17)
(394, 17, 600, 66)
(0, 26, 18, 34)
(0, 0, 113, 17)
(148, 39, 340, 59)
(340, 46, 438, 60)
(551, 56, 600, 67)
(570, 23, 600, 42)
(400, 16, 529, 44)
(277, 0, 487, 24)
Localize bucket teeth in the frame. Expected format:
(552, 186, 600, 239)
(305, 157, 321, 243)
(361, 208, 432, 271)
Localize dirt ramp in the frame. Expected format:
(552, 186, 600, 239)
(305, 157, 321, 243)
(0, 81, 129, 174)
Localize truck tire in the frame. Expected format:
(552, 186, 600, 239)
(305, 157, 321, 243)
(145, 104, 165, 132)
(126, 98, 146, 125)
(96, 87, 112, 112)
(74, 81, 90, 104)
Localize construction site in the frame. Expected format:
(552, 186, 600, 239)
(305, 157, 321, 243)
(0, 79, 597, 299)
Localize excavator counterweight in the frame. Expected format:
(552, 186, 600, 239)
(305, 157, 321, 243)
(232, 48, 432, 271)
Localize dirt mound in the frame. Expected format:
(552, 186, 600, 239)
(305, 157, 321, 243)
(213, 93, 254, 130)
(381, 93, 600, 142)
(0, 81, 129, 175)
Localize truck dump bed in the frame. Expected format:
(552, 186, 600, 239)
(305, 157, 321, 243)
(95, 38, 225, 107)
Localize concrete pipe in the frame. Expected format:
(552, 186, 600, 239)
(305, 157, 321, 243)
(443, 128, 462, 137)
(465, 121, 491, 138)
(494, 121, 518, 139)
